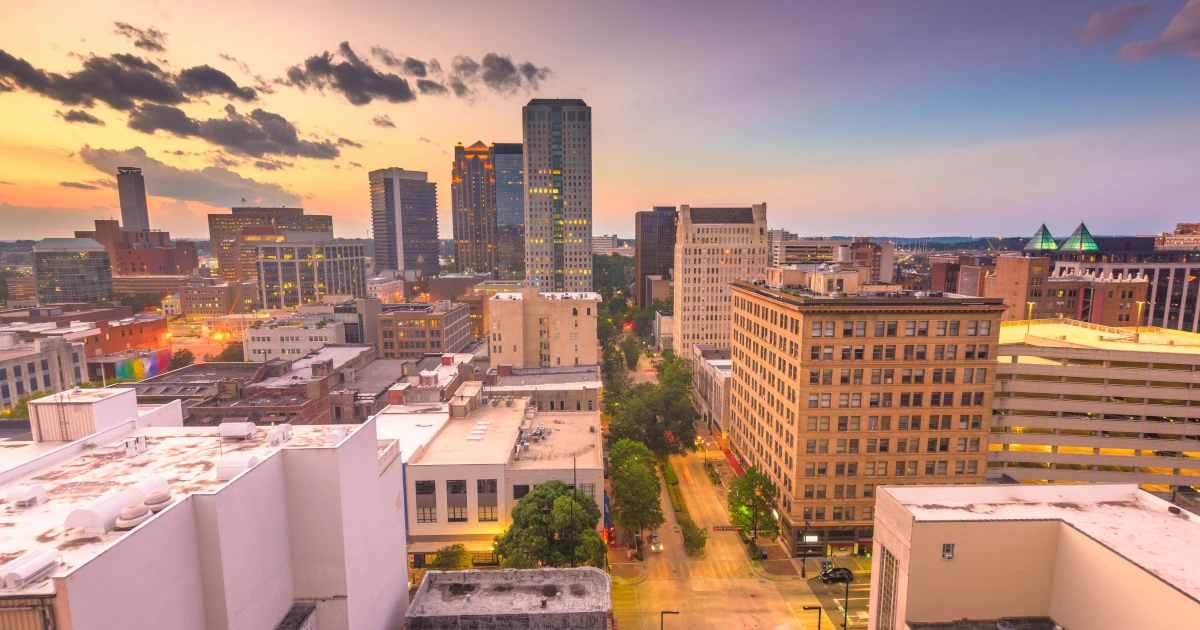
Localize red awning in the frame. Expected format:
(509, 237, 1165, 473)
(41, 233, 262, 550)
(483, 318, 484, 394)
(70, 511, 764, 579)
(723, 449, 745, 477)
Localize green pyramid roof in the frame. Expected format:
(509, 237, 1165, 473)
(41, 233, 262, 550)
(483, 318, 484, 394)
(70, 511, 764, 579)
(1059, 223, 1100, 252)
(1023, 224, 1058, 251)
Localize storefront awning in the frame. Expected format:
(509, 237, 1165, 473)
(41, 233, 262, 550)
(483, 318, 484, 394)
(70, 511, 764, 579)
(408, 540, 496, 554)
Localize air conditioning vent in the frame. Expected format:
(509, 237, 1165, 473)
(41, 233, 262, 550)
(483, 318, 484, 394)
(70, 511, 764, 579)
(1, 549, 61, 589)
(942, 551, 954, 560)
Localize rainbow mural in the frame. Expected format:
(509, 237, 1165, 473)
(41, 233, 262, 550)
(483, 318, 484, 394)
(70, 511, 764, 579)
(113, 348, 173, 381)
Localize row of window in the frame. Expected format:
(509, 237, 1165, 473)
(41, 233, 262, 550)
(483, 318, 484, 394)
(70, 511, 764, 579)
(805, 436, 982, 455)
(413, 480, 596, 524)
(809, 367, 987, 386)
(806, 414, 985, 432)
(806, 391, 988, 408)
(808, 344, 991, 361)
(803, 459, 980, 478)
(810, 320, 993, 338)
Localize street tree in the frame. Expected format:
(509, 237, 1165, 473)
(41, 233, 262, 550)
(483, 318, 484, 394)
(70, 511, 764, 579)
(169, 348, 195, 371)
(429, 543, 473, 570)
(620, 334, 641, 370)
(609, 439, 665, 547)
(208, 341, 245, 362)
(494, 480, 606, 569)
(727, 466, 780, 552)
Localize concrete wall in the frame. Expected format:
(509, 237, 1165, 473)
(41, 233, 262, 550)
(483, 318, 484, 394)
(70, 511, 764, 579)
(60, 497, 208, 630)
(406, 463, 509, 540)
(1048, 525, 1199, 630)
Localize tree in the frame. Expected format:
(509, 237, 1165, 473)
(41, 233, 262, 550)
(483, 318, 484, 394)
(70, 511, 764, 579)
(429, 544, 474, 571)
(208, 341, 245, 362)
(169, 348, 195, 371)
(609, 439, 665, 548)
(597, 314, 618, 347)
(605, 352, 698, 457)
(620, 335, 641, 370)
(592, 253, 634, 301)
(0, 392, 53, 419)
(679, 515, 709, 557)
(727, 466, 780, 551)
(494, 480, 606, 569)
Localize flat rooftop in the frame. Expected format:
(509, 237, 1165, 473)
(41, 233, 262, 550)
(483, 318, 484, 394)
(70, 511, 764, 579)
(407, 401, 529, 467)
(253, 345, 371, 388)
(489, 292, 600, 301)
(732, 281, 1006, 309)
(372, 403, 452, 464)
(491, 365, 602, 389)
(407, 568, 611, 618)
(330, 359, 406, 396)
(0, 423, 360, 596)
(999, 319, 1200, 356)
(885, 484, 1200, 601)
(509, 412, 603, 472)
(137, 362, 263, 384)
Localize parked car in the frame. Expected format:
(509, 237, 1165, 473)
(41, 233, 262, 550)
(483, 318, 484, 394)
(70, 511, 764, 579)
(648, 532, 663, 552)
(818, 567, 853, 583)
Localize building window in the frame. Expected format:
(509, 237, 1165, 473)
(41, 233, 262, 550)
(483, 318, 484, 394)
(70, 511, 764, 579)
(447, 507, 468, 522)
(479, 506, 498, 522)
(878, 546, 899, 630)
(513, 484, 530, 500)
(415, 480, 437, 523)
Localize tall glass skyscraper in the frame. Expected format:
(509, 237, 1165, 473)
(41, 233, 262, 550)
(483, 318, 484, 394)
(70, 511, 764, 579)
(522, 99, 592, 292)
(493, 143, 525, 280)
(452, 142, 498, 276)
(369, 168, 440, 277)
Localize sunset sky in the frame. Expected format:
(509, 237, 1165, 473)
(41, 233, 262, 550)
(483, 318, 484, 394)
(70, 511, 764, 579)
(2, 0, 1199, 241)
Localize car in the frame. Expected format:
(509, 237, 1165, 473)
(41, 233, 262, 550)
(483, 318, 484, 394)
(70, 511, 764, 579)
(818, 567, 853, 584)
(648, 532, 663, 552)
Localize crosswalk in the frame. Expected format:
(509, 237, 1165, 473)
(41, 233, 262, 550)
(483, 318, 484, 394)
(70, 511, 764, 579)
(645, 560, 755, 580)
(611, 583, 640, 629)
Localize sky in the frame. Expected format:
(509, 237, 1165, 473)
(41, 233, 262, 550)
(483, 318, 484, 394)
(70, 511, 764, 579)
(1, 0, 1199, 241)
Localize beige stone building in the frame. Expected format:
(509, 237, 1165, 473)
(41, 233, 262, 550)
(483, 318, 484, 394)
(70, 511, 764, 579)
(991, 318, 1200, 492)
(377, 301, 472, 359)
(870, 484, 1200, 630)
(729, 281, 1004, 557)
(767, 263, 903, 295)
(488, 288, 598, 368)
(985, 255, 1148, 325)
(672, 205, 769, 356)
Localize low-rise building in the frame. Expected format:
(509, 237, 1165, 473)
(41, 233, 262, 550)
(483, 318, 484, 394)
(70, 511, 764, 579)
(406, 568, 612, 630)
(488, 288, 599, 368)
(372, 383, 603, 567)
(644, 274, 673, 305)
(654, 310, 673, 351)
(870, 484, 1200, 630)
(328, 358, 409, 423)
(0, 334, 86, 411)
(427, 272, 493, 302)
(692, 345, 731, 439)
(256, 235, 367, 308)
(991, 318, 1200, 492)
(110, 274, 196, 298)
(180, 279, 257, 317)
(592, 234, 619, 255)
(0, 311, 168, 359)
(983, 255, 1149, 326)
(243, 316, 346, 361)
(767, 263, 903, 296)
(114, 361, 265, 417)
(0, 387, 408, 629)
(297, 297, 383, 346)
(366, 269, 420, 303)
(84, 347, 173, 383)
(199, 312, 273, 341)
(378, 301, 472, 359)
(162, 293, 181, 315)
(483, 364, 602, 413)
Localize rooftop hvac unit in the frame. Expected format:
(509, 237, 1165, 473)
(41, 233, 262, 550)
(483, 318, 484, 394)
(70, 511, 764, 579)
(218, 422, 257, 440)
(325, 426, 348, 444)
(1, 549, 62, 589)
(65, 487, 144, 534)
(267, 423, 294, 445)
(6, 485, 47, 507)
(216, 456, 260, 481)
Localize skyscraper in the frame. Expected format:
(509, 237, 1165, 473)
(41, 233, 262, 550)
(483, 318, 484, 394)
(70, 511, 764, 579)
(672, 205, 769, 356)
(32, 238, 114, 304)
(522, 99, 592, 292)
(452, 142, 498, 277)
(207, 207, 333, 282)
(634, 206, 678, 307)
(117, 167, 149, 231)
(493, 142, 525, 281)
(369, 168, 439, 277)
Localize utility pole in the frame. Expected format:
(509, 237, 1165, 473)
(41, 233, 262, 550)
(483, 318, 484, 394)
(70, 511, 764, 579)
(843, 579, 851, 630)
(571, 457, 577, 568)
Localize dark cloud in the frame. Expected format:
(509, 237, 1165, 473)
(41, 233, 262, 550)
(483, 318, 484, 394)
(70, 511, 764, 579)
(279, 42, 416, 106)
(1118, 0, 1200, 61)
(218, 53, 275, 95)
(418, 137, 432, 143)
(60, 181, 101, 190)
(0, 50, 183, 111)
(176, 65, 257, 101)
(403, 58, 427, 77)
(480, 53, 523, 93)
(370, 114, 395, 128)
(417, 79, 448, 95)
(113, 22, 167, 53)
(211, 154, 240, 168)
(0, 181, 13, 185)
(1081, 3, 1154, 44)
(56, 109, 106, 125)
(79, 145, 301, 207)
(428, 59, 442, 75)
(370, 46, 401, 67)
(127, 103, 340, 160)
(337, 137, 363, 148)
(452, 55, 480, 80)
(253, 159, 293, 171)
(519, 61, 552, 88)
(448, 77, 470, 98)
(348, 161, 363, 168)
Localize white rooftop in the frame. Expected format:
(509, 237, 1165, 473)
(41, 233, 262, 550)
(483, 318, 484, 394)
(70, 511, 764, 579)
(372, 403, 452, 464)
(489, 292, 600, 301)
(885, 484, 1200, 601)
(253, 345, 370, 388)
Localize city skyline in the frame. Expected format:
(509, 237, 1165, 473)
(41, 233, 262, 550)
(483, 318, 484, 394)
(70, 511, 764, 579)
(1, 1, 1199, 242)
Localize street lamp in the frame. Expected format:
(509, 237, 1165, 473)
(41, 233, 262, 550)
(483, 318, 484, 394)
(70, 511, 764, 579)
(800, 520, 813, 578)
(803, 605, 823, 630)
(843, 578, 851, 630)
(661, 610, 679, 629)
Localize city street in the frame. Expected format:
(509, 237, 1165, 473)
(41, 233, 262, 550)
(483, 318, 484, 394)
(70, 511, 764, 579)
(612, 439, 871, 629)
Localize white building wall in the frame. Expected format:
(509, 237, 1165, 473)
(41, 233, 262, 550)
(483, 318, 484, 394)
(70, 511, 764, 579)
(243, 322, 346, 361)
(406, 463, 508, 538)
(60, 498, 208, 630)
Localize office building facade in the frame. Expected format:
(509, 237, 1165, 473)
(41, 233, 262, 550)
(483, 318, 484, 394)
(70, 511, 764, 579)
(494, 143, 525, 281)
(523, 99, 592, 291)
(370, 168, 440, 277)
(377, 301, 472, 359)
(634, 206, 677, 307)
(488, 288, 599, 368)
(256, 237, 367, 309)
(32, 238, 114, 304)
(0, 335, 86, 410)
(116, 166, 150, 232)
(729, 281, 1004, 557)
(451, 142, 498, 277)
(672, 205, 769, 356)
(208, 207, 333, 282)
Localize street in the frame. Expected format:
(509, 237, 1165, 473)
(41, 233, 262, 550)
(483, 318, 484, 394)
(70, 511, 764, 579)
(611, 441, 872, 629)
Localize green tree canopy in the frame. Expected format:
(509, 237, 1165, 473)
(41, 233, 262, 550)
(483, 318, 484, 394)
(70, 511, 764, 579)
(620, 335, 641, 370)
(429, 543, 474, 571)
(0, 392, 53, 419)
(207, 341, 245, 362)
(727, 465, 780, 548)
(592, 253, 634, 301)
(607, 353, 697, 457)
(608, 439, 665, 543)
(169, 348, 196, 371)
(494, 480, 606, 569)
